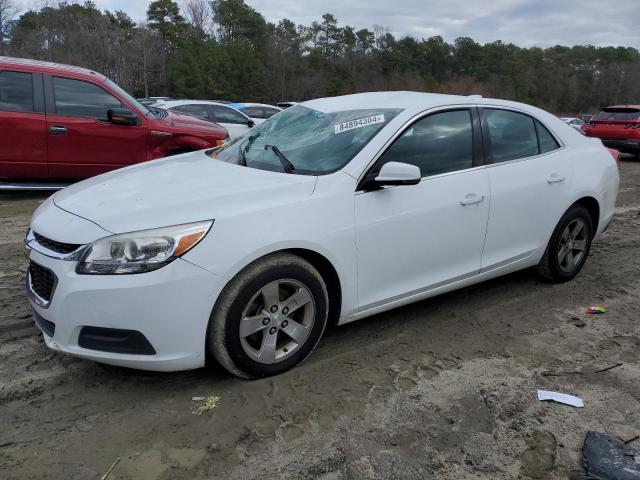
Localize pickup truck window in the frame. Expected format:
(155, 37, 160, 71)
(0, 71, 34, 113)
(52, 77, 122, 120)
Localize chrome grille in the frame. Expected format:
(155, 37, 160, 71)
(33, 232, 81, 254)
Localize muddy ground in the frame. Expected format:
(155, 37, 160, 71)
(1, 161, 639, 480)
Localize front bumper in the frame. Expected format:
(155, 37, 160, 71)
(26, 249, 226, 371)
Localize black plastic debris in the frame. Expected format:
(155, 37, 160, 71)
(572, 431, 640, 480)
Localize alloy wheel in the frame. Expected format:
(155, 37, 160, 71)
(239, 279, 316, 364)
(557, 218, 588, 273)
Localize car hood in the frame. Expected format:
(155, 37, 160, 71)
(54, 152, 317, 234)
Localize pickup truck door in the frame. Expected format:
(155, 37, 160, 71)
(0, 70, 48, 180)
(44, 75, 148, 180)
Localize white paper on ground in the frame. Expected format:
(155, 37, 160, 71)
(537, 389, 584, 408)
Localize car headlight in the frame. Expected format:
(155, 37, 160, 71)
(76, 220, 213, 275)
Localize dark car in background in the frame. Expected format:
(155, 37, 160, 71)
(0, 57, 229, 183)
(582, 105, 640, 159)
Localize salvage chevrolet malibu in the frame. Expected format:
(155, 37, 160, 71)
(25, 92, 619, 378)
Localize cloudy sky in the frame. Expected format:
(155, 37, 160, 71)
(16, 0, 640, 48)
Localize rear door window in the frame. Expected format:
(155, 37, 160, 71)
(171, 104, 211, 120)
(210, 105, 249, 124)
(484, 109, 539, 163)
(263, 107, 281, 118)
(0, 71, 34, 113)
(241, 106, 265, 119)
(52, 77, 122, 120)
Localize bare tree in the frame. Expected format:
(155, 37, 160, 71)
(182, 0, 210, 39)
(0, 0, 20, 55)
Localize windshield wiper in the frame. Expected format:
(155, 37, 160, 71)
(239, 133, 261, 166)
(264, 144, 295, 173)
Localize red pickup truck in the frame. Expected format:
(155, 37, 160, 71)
(0, 57, 229, 183)
(582, 105, 640, 159)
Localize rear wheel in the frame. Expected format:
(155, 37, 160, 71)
(537, 204, 593, 283)
(208, 253, 328, 379)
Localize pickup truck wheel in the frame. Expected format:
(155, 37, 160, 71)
(208, 253, 329, 379)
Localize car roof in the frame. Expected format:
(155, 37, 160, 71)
(161, 99, 236, 108)
(0, 56, 107, 82)
(603, 105, 640, 110)
(159, 99, 251, 118)
(300, 91, 527, 114)
(238, 103, 282, 110)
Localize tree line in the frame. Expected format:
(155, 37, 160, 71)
(2, 0, 639, 114)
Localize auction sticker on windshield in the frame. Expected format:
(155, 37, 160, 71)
(335, 114, 385, 134)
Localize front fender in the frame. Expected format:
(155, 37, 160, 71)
(172, 135, 212, 151)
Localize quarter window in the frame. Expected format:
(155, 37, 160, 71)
(0, 71, 34, 113)
(536, 120, 560, 153)
(52, 77, 122, 120)
(210, 105, 249, 124)
(374, 109, 474, 178)
(484, 109, 538, 163)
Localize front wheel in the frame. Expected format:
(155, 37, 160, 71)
(208, 253, 329, 379)
(536, 204, 593, 283)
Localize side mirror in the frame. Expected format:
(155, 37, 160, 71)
(374, 162, 421, 186)
(247, 119, 255, 128)
(108, 108, 138, 126)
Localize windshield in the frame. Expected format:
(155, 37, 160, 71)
(594, 108, 640, 121)
(212, 105, 402, 175)
(104, 79, 151, 117)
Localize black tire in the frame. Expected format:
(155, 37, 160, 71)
(536, 204, 594, 283)
(208, 253, 329, 379)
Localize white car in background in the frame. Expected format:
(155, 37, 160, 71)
(25, 92, 619, 378)
(561, 117, 585, 132)
(231, 103, 282, 125)
(157, 100, 255, 139)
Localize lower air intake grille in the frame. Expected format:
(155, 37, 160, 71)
(28, 262, 56, 302)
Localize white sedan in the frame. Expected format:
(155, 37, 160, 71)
(25, 92, 619, 378)
(157, 100, 256, 139)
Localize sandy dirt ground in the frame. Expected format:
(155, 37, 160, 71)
(1, 161, 639, 480)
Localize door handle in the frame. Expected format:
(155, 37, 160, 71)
(547, 174, 565, 184)
(49, 125, 68, 135)
(460, 194, 485, 206)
